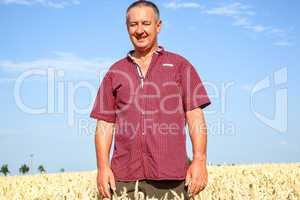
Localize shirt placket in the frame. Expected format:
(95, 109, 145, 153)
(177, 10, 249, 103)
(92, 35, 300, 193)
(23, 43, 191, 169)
(131, 52, 160, 178)
(133, 62, 148, 177)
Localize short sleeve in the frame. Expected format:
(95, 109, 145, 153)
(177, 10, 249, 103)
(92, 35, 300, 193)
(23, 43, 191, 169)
(180, 60, 211, 112)
(90, 71, 116, 123)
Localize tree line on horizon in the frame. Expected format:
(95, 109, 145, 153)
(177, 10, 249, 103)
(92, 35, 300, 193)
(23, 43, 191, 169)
(0, 164, 65, 176)
(1, 159, 236, 176)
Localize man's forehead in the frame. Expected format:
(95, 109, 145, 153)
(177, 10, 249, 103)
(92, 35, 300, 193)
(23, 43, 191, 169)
(127, 6, 156, 21)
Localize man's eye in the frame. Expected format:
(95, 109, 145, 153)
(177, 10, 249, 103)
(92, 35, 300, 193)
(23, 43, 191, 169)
(144, 22, 151, 25)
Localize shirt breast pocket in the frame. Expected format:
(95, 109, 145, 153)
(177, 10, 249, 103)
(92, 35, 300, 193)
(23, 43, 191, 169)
(159, 68, 182, 96)
(158, 69, 184, 115)
(114, 81, 136, 111)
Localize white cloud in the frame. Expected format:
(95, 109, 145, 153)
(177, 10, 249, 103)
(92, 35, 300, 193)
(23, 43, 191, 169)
(246, 25, 269, 33)
(205, 3, 262, 34)
(164, 1, 203, 10)
(232, 16, 250, 26)
(280, 140, 287, 145)
(203, 2, 292, 45)
(205, 2, 255, 17)
(0, 51, 112, 74)
(163, 1, 292, 46)
(270, 28, 287, 38)
(0, 0, 31, 5)
(271, 28, 286, 34)
(0, 0, 80, 8)
(273, 41, 292, 47)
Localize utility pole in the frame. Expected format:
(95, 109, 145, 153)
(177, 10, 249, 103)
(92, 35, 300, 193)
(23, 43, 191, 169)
(29, 153, 34, 174)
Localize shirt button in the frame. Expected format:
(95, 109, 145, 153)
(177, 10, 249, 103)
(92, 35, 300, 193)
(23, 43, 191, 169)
(142, 132, 145, 135)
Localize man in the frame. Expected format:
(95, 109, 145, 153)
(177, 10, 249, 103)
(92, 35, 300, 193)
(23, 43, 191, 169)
(90, 1, 211, 199)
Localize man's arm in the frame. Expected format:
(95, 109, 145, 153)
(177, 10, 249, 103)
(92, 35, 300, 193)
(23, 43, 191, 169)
(95, 119, 114, 168)
(185, 107, 208, 197)
(186, 107, 207, 162)
(95, 119, 116, 198)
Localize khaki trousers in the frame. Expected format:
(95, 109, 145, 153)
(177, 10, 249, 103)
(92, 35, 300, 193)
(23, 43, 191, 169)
(110, 179, 190, 199)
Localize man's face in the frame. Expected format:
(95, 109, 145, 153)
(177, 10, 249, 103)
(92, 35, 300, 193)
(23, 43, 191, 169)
(126, 6, 161, 52)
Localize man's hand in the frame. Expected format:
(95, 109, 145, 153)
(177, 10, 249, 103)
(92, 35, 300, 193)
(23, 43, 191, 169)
(185, 158, 208, 197)
(97, 165, 116, 198)
(185, 108, 208, 197)
(94, 119, 115, 198)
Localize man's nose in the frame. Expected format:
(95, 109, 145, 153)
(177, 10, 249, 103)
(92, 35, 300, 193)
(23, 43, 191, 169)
(136, 24, 144, 34)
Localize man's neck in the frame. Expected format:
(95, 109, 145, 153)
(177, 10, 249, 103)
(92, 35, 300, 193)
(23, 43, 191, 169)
(133, 43, 159, 60)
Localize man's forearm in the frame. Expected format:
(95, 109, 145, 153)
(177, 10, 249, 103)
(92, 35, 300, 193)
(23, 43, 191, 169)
(95, 120, 115, 169)
(191, 131, 207, 162)
(186, 108, 208, 162)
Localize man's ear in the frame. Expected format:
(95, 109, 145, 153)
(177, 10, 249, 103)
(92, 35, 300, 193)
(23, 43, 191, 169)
(157, 20, 162, 33)
(125, 20, 129, 31)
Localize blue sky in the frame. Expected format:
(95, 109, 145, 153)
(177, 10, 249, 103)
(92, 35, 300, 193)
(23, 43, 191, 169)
(0, 0, 299, 175)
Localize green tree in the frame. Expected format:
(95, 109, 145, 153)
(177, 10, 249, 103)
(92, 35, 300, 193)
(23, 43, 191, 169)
(60, 168, 65, 172)
(0, 164, 10, 176)
(19, 164, 30, 174)
(38, 165, 46, 173)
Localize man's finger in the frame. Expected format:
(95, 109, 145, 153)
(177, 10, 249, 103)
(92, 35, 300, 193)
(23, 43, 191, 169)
(109, 174, 116, 191)
(192, 183, 201, 196)
(199, 182, 207, 192)
(97, 184, 104, 197)
(97, 182, 102, 194)
(99, 185, 105, 197)
(185, 172, 191, 186)
(188, 180, 197, 196)
(102, 182, 111, 198)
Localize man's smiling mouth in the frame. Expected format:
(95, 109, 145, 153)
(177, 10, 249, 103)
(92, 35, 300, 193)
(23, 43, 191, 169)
(136, 35, 148, 41)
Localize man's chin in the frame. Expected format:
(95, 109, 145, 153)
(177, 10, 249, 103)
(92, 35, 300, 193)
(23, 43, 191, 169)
(133, 44, 151, 52)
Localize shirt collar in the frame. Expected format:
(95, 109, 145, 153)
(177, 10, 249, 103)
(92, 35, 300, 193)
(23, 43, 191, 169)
(127, 45, 164, 62)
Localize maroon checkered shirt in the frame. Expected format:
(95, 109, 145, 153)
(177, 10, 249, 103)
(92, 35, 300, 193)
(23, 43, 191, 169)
(90, 46, 211, 181)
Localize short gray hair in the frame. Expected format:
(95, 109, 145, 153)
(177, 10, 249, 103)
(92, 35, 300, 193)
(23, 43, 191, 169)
(126, 0, 160, 22)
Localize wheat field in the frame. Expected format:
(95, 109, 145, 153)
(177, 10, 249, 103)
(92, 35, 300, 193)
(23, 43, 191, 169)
(0, 163, 299, 200)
